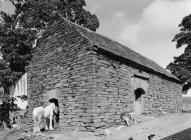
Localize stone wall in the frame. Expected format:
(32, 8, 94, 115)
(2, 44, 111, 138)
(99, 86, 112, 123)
(88, 49, 182, 130)
(145, 74, 182, 114)
(24, 19, 182, 132)
(25, 20, 96, 131)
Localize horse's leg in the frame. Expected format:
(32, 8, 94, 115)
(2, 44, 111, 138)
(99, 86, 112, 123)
(45, 118, 49, 130)
(51, 114, 55, 129)
(33, 117, 37, 133)
(36, 116, 41, 132)
(49, 112, 54, 130)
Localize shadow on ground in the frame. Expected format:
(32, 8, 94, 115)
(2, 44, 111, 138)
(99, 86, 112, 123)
(161, 127, 191, 140)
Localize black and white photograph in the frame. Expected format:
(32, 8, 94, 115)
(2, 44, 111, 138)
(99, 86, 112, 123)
(0, 0, 191, 139)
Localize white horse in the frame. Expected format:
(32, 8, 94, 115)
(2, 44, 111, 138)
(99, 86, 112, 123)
(33, 102, 59, 133)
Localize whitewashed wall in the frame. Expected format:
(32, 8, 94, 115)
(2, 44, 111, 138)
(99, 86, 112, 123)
(10, 73, 27, 97)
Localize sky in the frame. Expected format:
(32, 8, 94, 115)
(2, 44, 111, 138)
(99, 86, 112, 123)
(1, 0, 191, 68)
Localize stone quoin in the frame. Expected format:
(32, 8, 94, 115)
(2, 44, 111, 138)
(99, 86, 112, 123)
(24, 17, 182, 132)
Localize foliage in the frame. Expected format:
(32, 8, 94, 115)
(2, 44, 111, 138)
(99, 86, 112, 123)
(0, 0, 99, 87)
(0, 59, 22, 92)
(0, 0, 99, 127)
(167, 14, 191, 91)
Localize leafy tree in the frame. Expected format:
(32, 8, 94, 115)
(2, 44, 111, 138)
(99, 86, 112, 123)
(0, 0, 99, 85)
(167, 14, 191, 91)
(0, 0, 99, 127)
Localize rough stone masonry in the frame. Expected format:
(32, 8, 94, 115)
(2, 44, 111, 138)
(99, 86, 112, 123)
(24, 17, 182, 132)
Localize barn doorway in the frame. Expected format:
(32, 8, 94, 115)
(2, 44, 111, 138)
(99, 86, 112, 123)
(49, 98, 59, 128)
(134, 88, 145, 115)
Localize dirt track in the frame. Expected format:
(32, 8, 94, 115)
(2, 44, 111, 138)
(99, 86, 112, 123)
(0, 129, 23, 140)
(1, 113, 191, 140)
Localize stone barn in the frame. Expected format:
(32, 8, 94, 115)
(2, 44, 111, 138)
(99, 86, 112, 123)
(25, 18, 182, 132)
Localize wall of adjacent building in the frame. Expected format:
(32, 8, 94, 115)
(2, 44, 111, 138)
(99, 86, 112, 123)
(9, 73, 27, 97)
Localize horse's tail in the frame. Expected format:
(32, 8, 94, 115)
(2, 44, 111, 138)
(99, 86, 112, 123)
(55, 110, 60, 123)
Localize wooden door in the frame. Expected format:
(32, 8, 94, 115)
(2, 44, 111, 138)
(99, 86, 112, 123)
(132, 75, 149, 115)
(134, 88, 144, 115)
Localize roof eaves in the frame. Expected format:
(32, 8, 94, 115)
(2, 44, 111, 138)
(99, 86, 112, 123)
(92, 45, 181, 84)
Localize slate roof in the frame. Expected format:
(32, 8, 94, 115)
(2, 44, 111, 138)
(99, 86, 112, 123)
(63, 19, 180, 82)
